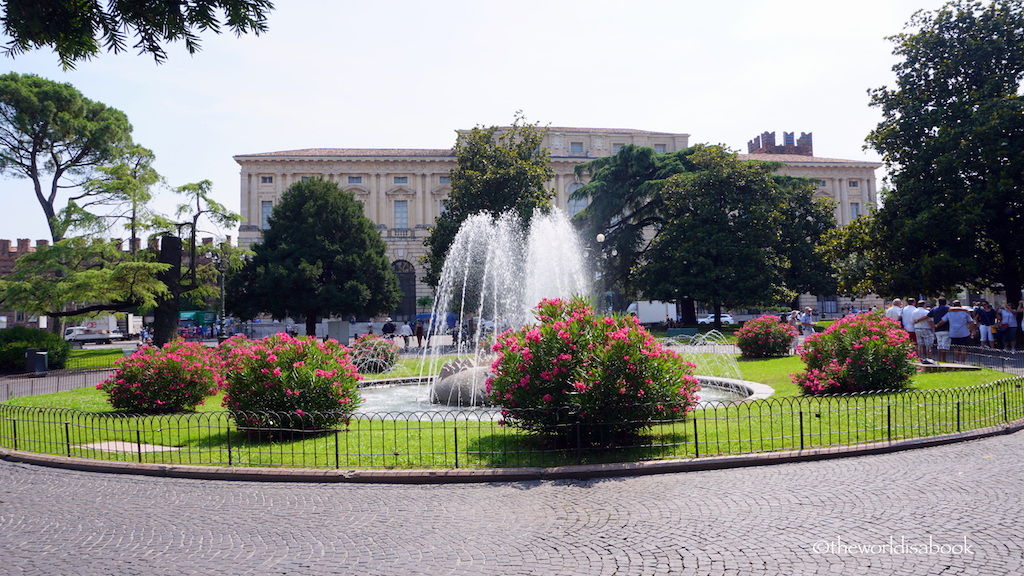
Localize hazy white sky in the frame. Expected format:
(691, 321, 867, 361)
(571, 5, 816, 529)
(1, 0, 950, 242)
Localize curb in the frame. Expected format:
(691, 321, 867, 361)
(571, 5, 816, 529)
(3, 419, 1023, 484)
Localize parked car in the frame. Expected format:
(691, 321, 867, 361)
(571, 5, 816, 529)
(697, 313, 734, 325)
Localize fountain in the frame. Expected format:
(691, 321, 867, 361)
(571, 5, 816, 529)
(357, 209, 770, 416)
(419, 209, 591, 406)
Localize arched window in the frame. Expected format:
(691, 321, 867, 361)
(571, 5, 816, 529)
(567, 182, 588, 217)
(392, 260, 417, 321)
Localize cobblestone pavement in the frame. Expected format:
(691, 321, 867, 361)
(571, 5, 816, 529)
(1, 432, 1022, 575)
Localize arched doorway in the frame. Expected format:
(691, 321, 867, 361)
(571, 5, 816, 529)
(392, 260, 416, 321)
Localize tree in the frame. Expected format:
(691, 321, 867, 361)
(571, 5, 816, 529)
(866, 0, 1024, 303)
(422, 114, 555, 287)
(634, 145, 835, 328)
(74, 144, 162, 250)
(571, 144, 700, 318)
(0, 72, 134, 242)
(2, 0, 275, 69)
(227, 178, 401, 336)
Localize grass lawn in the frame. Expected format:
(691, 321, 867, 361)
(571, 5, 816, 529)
(1, 353, 1020, 469)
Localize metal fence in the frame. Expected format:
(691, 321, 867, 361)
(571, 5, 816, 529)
(2, 372, 1022, 470)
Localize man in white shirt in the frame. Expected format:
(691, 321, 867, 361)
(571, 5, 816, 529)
(901, 297, 919, 345)
(913, 302, 935, 364)
(885, 298, 903, 324)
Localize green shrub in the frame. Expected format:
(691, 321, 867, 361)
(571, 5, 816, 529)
(735, 314, 797, 358)
(349, 334, 400, 374)
(98, 341, 219, 413)
(221, 333, 363, 432)
(0, 326, 71, 372)
(793, 312, 916, 394)
(487, 297, 701, 443)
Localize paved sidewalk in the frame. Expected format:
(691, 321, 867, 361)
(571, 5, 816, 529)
(1, 431, 1022, 575)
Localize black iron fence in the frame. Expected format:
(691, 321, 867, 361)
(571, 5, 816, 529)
(2, 373, 1022, 470)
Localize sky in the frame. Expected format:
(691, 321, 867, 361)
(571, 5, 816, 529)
(0, 0, 952, 243)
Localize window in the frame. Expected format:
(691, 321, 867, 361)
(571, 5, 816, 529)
(612, 143, 625, 154)
(848, 180, 859, 188)
(570, 141, 584, 154)
(394, 176, 408, 184)
(348, 176, 362, 184)
(260, 201, 273, 230)
(394, 200, 408, 229)
(819, 180, 827, 188)
(567, 182, 587, 217)
(653, 144, 667, 154)
(850, 202, 860, 219)
(439, 176, 450, 184)
(439, 199, 447, 215)
(260, 176, 273, 184)
(301, 176, 312, 182)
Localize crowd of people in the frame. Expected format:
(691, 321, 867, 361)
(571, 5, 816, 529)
(883, 297, 1022, 364)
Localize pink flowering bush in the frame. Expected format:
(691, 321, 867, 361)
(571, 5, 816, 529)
(735, 315, 797, 358)
(349, 334, 400, 374)
(793, 312, 916, 394)
(487, 297, 701, 442)
(221, 333, 363, 431)
(98, 341, 220, 413)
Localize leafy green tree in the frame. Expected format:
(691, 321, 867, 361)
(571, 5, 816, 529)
(2, 0, 275, 69)
(228, 178, 401, 336)
(0, 237, 169, 319)
(635, 145, 835, 328)
(74, 144, 162, 250)
(422, 114, 555, 287)
(571, 144, 700, 319)
(866, 0, 1024, 302)
(0, 72, 134, 242)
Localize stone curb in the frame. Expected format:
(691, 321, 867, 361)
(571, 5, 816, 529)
(3, 418, 1022, 484)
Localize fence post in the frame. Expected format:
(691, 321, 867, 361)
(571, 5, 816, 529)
(9, 418, 17, 451)
(453, 421, 459, 469)
(64, 421, 71, 457)
(956, 401, 961, 432)
(887, 405, 892, 442)
(226, 421, 233, 466)
(1004, 391, 1009, 423)
(798, 411, 804, 451)
(692, 416, 700, 458)
(334, 429, 340, 469)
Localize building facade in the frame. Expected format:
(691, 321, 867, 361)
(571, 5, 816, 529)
(235, 128, 881, 320)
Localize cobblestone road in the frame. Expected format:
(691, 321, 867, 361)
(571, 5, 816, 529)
(1, 431, 1022, 575)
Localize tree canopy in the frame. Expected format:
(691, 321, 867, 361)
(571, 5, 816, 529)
(0, 72, 135, 242)
(228, 178, 401, 335)
(866, 0, 1024, 302)
(422, 115, 555, 287)
(2, 0, 275, 69)
(634, 145, 835, 326)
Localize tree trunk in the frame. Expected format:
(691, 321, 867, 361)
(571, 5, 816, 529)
(152, 236, 182, 347)
(305, 313, 318, 337)
(713, 302, 723, 330)
(678, 295, 697, 325)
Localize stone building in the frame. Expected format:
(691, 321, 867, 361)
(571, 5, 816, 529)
(235, 128, 881, 320)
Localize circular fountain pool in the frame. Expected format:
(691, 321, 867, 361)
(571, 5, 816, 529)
(356, 377, 762, 419)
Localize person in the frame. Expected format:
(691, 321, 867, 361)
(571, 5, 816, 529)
(974, 300, 997, 349)
(788, 310, 801, 353)
(398, 321, 413, 348)
(999, 302, 1018, 351)
(942, 300, 976, 364)
(415, 319, 425, 348)
(799, 307, 815, 339)
(901, 298, 919, 344)
(884, 298, 903, 324)
(382, 318, 396, 340)
(929, 297, 951, 363)
(366, 321, 374, 336)
(913, 301, 935, 364)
